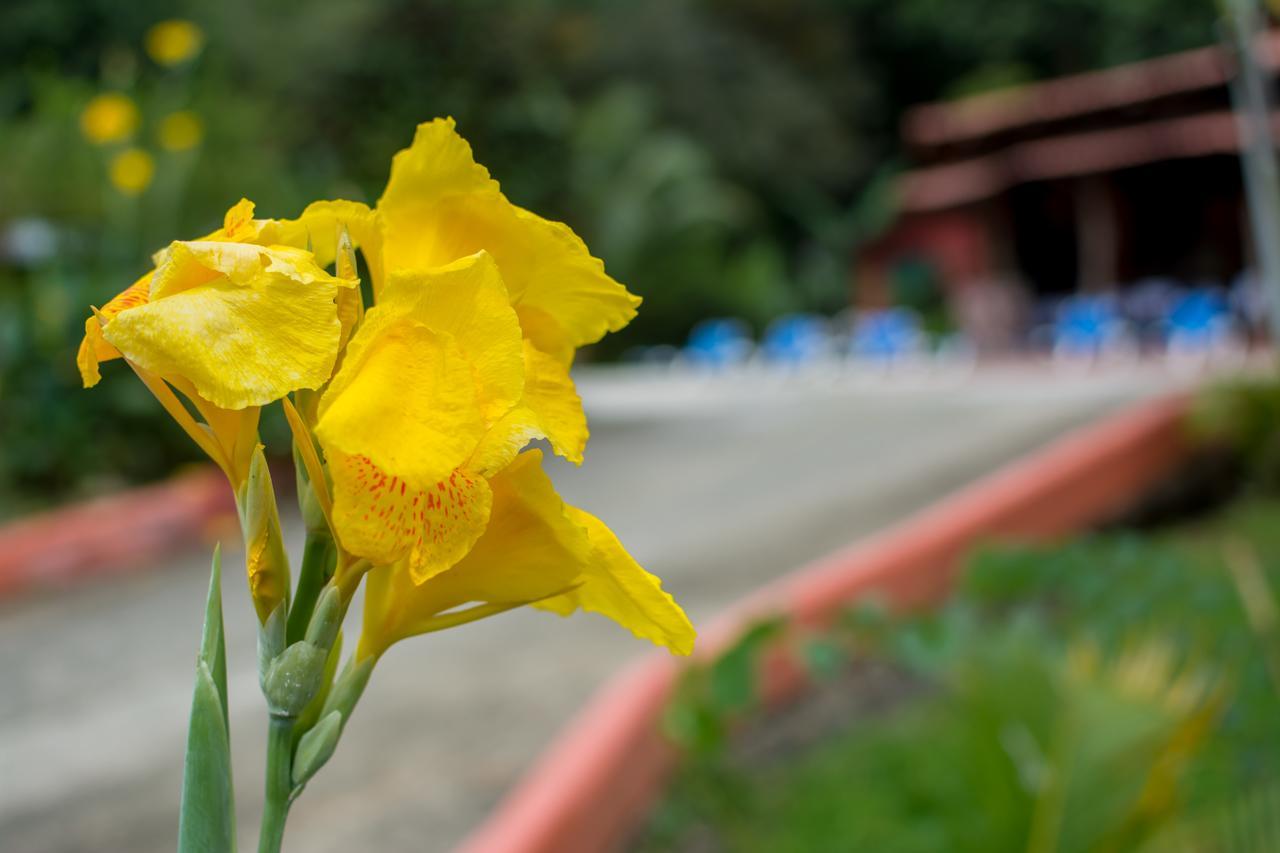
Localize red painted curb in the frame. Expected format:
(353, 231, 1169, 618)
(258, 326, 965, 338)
(457, 392, 1192, 853)
(0, 466, 236, 598)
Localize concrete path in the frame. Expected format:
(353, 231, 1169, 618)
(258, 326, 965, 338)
(0, 365, 1185, 852)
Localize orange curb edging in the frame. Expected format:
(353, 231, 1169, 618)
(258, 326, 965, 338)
(0, 466, 236, 598)
(457, 392, 1193, 853)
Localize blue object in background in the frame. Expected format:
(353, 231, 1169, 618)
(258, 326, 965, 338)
(684, 317, 754, 368)
(1165, 287, 1232, 352)
(1052, 295, 1126, 357)
(761, 314, 831, 366)
(848, 308, 924, 362)
(1121, 277, 1182, 349)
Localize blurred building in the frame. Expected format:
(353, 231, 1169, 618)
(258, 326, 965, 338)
(859, 33, 1280, 351)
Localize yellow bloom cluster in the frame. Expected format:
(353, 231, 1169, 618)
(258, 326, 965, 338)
(79, 119, 694, 658)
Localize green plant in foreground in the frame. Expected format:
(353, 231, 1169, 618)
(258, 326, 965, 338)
(644, 498, 1280, 852)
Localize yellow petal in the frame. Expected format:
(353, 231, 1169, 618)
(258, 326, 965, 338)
(358, 450, 586, 656)
(76, 272, 152, 387)
(329, 452, 492, 583)
(515, 305, 576, 365)
(103, 242, 346, 410)
(536, 505, 695, 656)
(315, 316, 486, 488)
(467, 340, 587, 474)
(377, 118, 641, 351)
(197, 198, 265, 243)
(149, 241, 347, 300)
(166, 374, 262, 487)
(358, 450, 693, 658)
(376, 252, 524, 422)
(520, 342, 587, 463)
(279, 199, 383, 291)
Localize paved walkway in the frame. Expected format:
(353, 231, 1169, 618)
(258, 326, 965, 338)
(0, 365, 1185, 852)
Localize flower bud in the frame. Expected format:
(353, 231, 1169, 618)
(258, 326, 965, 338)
(263, 641, 329, 717)
(305, 586, 343, 651)
(294, 450, 329, 535)
(292, 710, 343, 787)
(239, 446, 291, 624)
(321, 656, 375, 721)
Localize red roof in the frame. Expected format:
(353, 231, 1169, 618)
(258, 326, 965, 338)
(899, 110, 1273, 212)
(903, 32, 1280, 149)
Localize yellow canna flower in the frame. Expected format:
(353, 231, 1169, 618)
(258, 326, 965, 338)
(314, 252, 523, 582)
(358, 450, 694, 660)
(376, 119, 641, 363)
(109, 148, 155, 195)
(145, 19, 204, 66)
(80, 93, 139, 145)
(268, 123, 692, 656)
(287, 118, 636, 469)
(78, 200, 355, 622)
(158, 110, 204, 151)
(78, 200, 356, 486)
(100, 241, 351, 410)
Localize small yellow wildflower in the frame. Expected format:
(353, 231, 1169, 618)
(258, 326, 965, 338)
(109, 148, 155, 196)
(145, 19, 205, 66)
(158, 110, 204, 151)
(80, 93, 139, 145)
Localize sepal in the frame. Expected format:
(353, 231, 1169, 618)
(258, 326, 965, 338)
(257, 602, 286, 689)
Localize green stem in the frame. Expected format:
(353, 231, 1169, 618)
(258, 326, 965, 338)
(287, 533, 336, 645)
(258, 716, 295, 853)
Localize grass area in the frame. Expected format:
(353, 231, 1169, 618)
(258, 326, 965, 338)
(639, 497, 1280, 853)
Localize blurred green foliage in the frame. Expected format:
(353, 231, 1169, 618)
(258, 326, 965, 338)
(1191, 375, 1280, 495)
(0, 0, 1220, 508)
(642, 497, 1280, 852)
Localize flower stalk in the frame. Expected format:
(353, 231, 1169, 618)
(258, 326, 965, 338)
(258, 715, 295, 853)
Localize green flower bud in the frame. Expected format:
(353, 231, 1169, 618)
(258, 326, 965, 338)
(305, 586, 343, 651)
(263, 641, 328, 717)
(321, 656, 375, 721)
(292, 710, 343, 787)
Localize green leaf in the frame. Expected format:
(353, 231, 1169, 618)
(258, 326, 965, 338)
(802, 637, 846, 679)
(709, 618, 784, 712)
(200, 545, 228, 727)
(178, 550, 235, 853)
